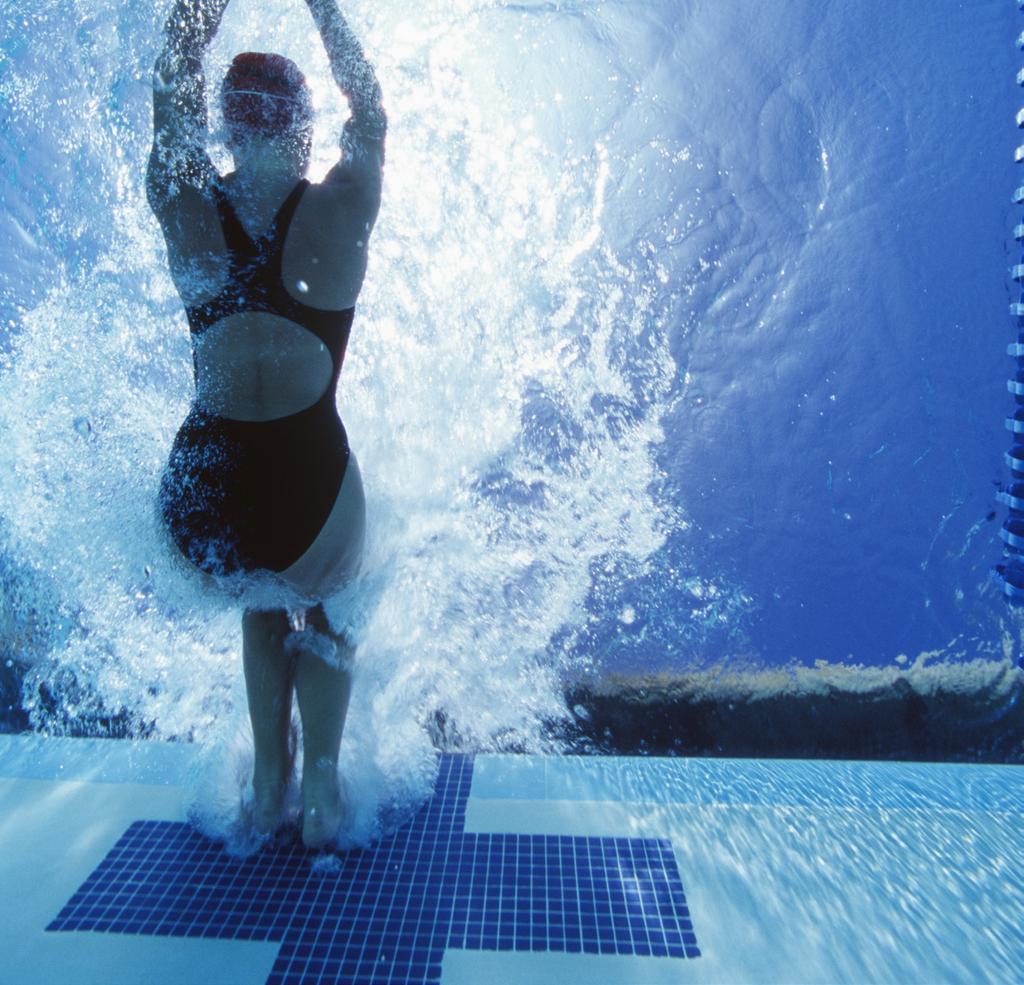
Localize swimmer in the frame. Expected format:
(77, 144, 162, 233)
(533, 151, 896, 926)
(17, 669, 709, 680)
(146, 0, 385, 848)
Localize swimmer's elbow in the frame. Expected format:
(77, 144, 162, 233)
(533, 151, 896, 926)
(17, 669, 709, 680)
(349, 91, 386, 139)
(145, 142, 188, 214)
(151, 46, 202, 98)
(144, 154, 169, 215)
(151, 48, 179, 88)
(151, 61, 172, 97)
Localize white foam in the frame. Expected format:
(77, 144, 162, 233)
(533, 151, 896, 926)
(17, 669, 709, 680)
(283, 626, 341, 668)
(0, 1, 679, 837)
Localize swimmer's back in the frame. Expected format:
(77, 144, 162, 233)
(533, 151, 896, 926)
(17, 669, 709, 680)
(148, 120, 385, 314)
(147, 117, 384, 422)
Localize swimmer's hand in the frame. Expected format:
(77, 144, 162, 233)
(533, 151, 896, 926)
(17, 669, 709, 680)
(147, 0, 229, 208)
(304, 0, 386, 136)
(160, 0, 230, 62)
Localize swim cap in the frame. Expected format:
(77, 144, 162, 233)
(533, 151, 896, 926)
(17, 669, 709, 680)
(221, 52, 313, 139)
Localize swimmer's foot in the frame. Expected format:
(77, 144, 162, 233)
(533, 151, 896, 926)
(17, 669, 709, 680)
(301, 763, 345, 849)
(251, 776, 289, 835)
(249, 720, 299, 827)
(251, 735, 295, 836)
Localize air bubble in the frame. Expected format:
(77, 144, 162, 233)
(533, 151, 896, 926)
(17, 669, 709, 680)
(296, 280, 309, 294)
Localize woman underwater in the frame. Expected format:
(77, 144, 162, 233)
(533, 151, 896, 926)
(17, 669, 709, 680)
(147, 0, 385, 847)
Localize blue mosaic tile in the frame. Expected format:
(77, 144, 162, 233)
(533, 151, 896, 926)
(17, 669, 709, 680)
(48, 755, 700, 983)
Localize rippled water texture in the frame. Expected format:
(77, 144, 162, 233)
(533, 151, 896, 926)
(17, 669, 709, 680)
(1, 0, 1023, 804)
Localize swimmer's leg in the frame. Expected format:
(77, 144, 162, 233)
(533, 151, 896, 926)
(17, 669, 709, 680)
(291, 603, 353, 849)
(242, 608, 296, 834)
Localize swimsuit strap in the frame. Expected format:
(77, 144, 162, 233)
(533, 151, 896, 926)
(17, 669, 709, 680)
(210, 183, 254, 257)
(265, 179, 309, 255)
(211, 178, 310, 259)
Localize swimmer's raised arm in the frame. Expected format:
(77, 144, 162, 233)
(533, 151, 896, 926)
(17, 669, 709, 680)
(304, 0, 386, 138)
(147, 0, 230, 208)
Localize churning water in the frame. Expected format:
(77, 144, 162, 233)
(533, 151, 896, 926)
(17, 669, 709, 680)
(2, 0, 1024, 843)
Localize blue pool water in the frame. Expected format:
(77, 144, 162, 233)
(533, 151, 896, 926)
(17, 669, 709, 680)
(0, 0, 1022, 843)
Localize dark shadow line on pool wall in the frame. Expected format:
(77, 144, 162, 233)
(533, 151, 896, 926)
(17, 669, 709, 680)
(547, 665, 1024, 764)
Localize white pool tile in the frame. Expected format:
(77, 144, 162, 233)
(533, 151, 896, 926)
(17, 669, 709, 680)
(0, 773, 279, 985)
(0, 732, 196, 786)
(464, 793, 1024, 985)
(0, 736, 1020, 985)
(442, 947, 708, 984)
(472, 751, 1024, 812)
(470, 753, 546, 800)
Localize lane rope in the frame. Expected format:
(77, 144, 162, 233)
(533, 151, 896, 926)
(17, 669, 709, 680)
(996, 2, 1024, 600)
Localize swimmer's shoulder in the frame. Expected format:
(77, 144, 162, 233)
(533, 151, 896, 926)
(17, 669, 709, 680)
(319, 114, 386, 198)
(302, 118, 385, 239)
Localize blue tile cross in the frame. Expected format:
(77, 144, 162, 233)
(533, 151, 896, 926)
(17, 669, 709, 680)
(48, 755, 700, 984)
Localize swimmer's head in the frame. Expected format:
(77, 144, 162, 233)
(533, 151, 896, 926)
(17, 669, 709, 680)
(221, 52, 313, 166)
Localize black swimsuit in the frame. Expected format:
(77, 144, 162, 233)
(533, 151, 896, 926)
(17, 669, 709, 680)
(159, 178, 354, 577)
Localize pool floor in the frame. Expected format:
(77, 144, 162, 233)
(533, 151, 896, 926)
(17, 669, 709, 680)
(0, 734, 1020, 984)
